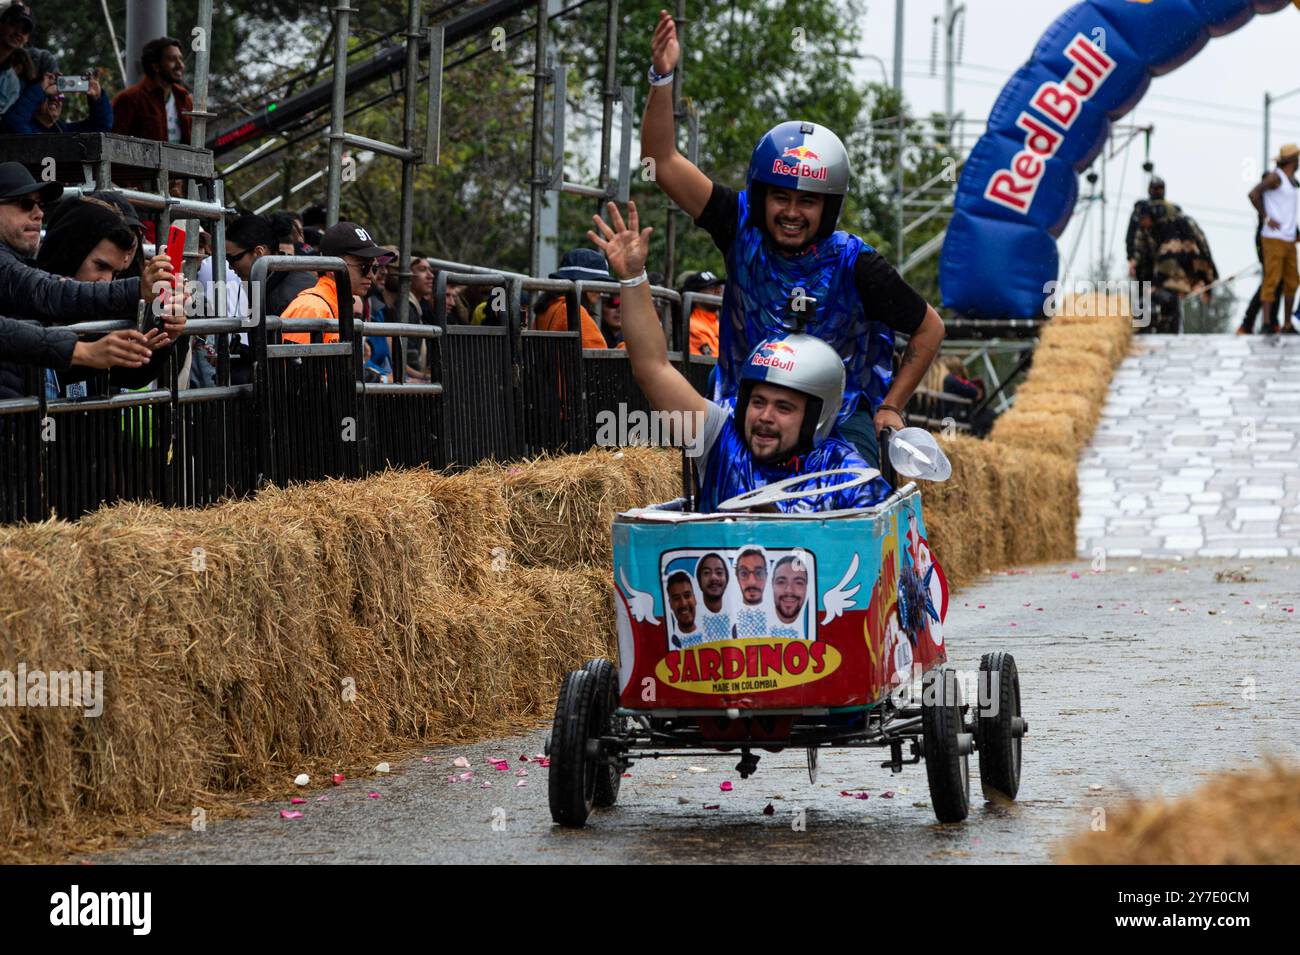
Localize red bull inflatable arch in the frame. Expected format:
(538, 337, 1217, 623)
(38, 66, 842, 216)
(940, 0, 1296, 319)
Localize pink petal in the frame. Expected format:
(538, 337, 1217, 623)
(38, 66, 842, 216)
(880, 791, 895, 798)
(515, 769, 528, 777)
(421, 756, 433, 763)
(977, 603, 986, 609)
(367, 792, 381, 799)
(481, 782, 493, 789)
(316, 795, 330, 802)
(534, 757, 551, 768)
(702, 804, 720, 810)
(1070, 572, 1080, 579)
(516, 779, 528, 787)
(290, 797, 306, 805)
(331, 773, 345, 785)
(519, 754, 530, 762)
(452, 756, 471, 768)
(621, 773, 632, 778)
(762, 803, 775, 816)
(720, 781, 733, 792)
(458, 771, 473, 781)
(446, 775, 458, 783)
(279, 810, 304, 819)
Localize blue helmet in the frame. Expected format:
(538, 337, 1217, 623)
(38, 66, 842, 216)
(746, 121, 851, 242)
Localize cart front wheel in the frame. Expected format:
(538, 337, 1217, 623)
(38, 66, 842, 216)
(583, 658, 624, 808)
(548, 669, 600, 826)
(922, 665, 970, 823)
(977, 652, 1023, 802)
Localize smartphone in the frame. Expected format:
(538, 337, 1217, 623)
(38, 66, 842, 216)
(164, 224, 186, 286)
(56, 75, 90, 94)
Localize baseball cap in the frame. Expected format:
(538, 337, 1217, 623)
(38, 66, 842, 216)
(681, 270, 725, 293)
(1, 3, 35, 29)
(549, 248, 611, 282)
(320, 221, 386, 258)
(0, 161, 63, 203)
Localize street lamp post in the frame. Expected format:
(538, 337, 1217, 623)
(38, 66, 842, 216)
(1264, 83, 1300, 176)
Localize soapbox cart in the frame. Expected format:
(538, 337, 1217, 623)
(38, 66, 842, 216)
(545, 447, 1027, 827)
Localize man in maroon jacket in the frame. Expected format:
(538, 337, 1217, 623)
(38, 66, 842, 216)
(111, 36, 190, 143)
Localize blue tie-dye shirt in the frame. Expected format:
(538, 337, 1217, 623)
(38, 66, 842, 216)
(692, 183, 927, 423)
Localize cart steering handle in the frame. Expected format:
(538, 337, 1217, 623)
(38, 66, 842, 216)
(716, 467, 882, 512)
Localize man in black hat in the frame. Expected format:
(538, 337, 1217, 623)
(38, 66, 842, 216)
(0, 161, 175, 326)
(280, 220, 390, 344)
(532, 248, 610, 348)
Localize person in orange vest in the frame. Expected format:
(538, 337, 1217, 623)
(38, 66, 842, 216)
(532, 248, 610, 348)
(679, 270, 723, 357)
(280, 221, 390, 344)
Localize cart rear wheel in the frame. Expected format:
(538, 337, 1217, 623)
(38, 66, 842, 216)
(583, 658, 623, 807)
(922, 665, 970, 823)
(977, 652, 1023, 802)
(548, 669, 600, 827)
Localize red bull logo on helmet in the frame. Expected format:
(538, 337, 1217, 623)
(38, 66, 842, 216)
(751, 341, 797, 372)
(772, 144, 828, 182)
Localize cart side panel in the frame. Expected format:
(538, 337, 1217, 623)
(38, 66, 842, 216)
(612, 493, 948, 711)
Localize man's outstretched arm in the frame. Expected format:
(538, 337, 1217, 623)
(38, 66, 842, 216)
(640, 10, 713, 220)
(589, 201, 709, 420)
(877, 305, 946, 433)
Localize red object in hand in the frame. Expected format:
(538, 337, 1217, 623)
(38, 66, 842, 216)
(165, 224, 186, 290)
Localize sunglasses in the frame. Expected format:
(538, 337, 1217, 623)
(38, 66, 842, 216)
(227, 247, 253, 264)
(2, 195, 45, 212)
(349, 260, 382, 276)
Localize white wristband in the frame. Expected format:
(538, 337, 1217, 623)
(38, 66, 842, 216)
(648, 65, 674, 87)
(618, 270, 648, 288)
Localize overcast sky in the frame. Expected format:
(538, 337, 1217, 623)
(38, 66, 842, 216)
(850, 0, 1300, 298)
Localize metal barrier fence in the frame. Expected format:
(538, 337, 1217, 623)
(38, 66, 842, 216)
(1, 257, 718, 523)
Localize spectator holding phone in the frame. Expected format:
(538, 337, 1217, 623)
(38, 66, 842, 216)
(2, 67, 112, 134)
(0, 3, 56, 119)
(0, 162, 178, 331)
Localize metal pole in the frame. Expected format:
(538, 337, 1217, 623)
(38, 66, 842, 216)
(597, 0, 619, 196)
(664, 0, 686, 287)
(893, 0, 905, 268)
(943, 0, 954, 129)
(395, 0, 421, 329)
(1264, 91, 1271, 178)
(529, 0, 549, 278)
(1099, 133, 1108, 280)
(124, 0, 167, 85)
(325, 1, 353, 226)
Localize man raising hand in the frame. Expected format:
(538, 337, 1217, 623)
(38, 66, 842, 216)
(588, 200, 890, 514)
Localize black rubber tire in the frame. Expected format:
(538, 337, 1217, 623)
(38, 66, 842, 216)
(583, 658, 623, 808)
(921, 665, 970, 824)
(547, 669, 599, 827)
(977, 652, 1022, 802)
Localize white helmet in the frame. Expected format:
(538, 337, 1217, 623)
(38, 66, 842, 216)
(736, 334, 845, 456)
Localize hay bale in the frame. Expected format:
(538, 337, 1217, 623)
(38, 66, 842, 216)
(1038, 323, 1129, 370)
(1057, 761, 1300, 864)
(1011, 389, 1100, 438)
(989, 410, 1080, 459)
(490, 446, 680, 569)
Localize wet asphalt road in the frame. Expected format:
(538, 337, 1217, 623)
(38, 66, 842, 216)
(94, 558, 1300, 864)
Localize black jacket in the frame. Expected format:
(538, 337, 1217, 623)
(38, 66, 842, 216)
(0, 242, 142, 325)
(0, 316, 76, 399)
